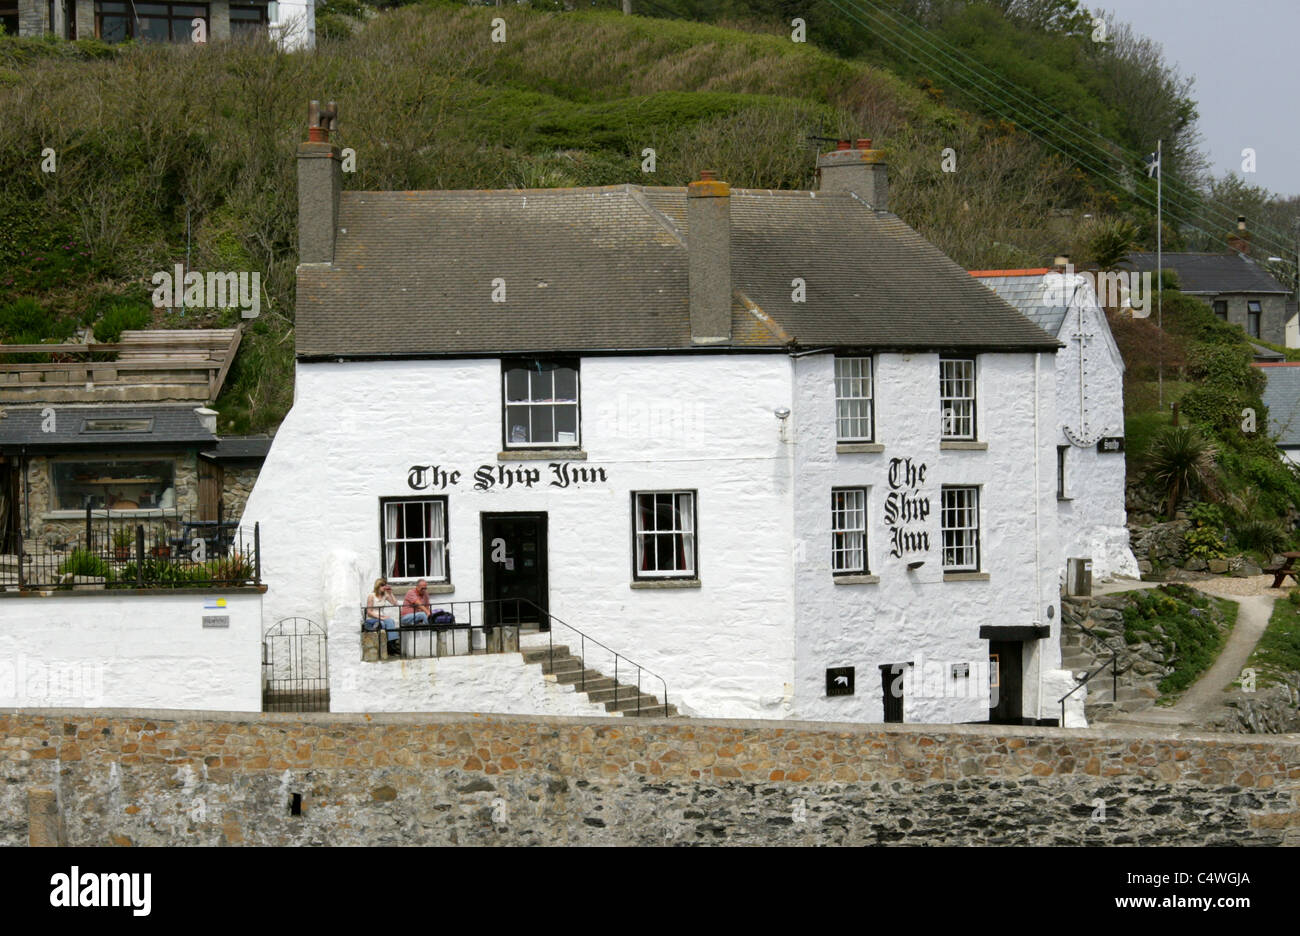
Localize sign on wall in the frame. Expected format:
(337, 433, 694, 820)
(407, 462, 609, 492)
(1096, 437, 1124, 453)
(884, 457, 930, 560)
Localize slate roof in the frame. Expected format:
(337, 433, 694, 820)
(296, 185, 1060, 357)
(1251, 343, 1286, 363)
(0, 405, 215, 450)
(969, 269, 1073, 337)
(200, 436, 274, 462)
(1124, 252, 1289, 295)
(1257, 363, 1300, 447)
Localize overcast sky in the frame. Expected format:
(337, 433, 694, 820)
(1096, 0, 1298, 198)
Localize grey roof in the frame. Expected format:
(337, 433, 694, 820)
(971, 272, 1072, 336)
(201, 436, 274, 461)
(0, 405, 215, 450)
(1251, 343, 1287, 362)
(1124, 252, 1289, 295)
(296, 185, 1060, 357)
(1258, 364, 1300, 447)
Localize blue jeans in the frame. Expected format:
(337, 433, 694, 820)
(401, 612, 428, 627)
(366, 617, 398, 637)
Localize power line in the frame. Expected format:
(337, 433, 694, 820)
(824, 0, 1297, 259)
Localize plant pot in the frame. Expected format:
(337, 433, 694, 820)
(151, 546, 172, 559)
(114, 546, 131, 560)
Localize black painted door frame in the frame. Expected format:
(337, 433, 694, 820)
(480, 512, 549, 629)
(988, 640, 1024, 724)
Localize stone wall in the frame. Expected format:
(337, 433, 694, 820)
(3, 710, 1299, 846)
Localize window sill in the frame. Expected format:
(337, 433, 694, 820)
(499, 449, 587, 461)
(1057, 495, 1073, 502)
(833, 574, 879, 585)
(386, 582, 455, 594)
(630, 579, 701, 590)
(940, 441, 988, 451)
(943, 572, 990, 582)
(836, 443, 884, 454)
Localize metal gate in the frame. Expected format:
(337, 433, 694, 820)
(262, 617, 329, 712)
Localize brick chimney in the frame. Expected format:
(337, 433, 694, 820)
(816, 138, 889, 211)
(298, 100, 342, 265)
(1227, 216, 1251, 256)
(687, 169, 732, 344)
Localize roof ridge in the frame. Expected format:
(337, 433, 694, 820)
(626, 186, 686, 247)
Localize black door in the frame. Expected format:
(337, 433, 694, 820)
(988, 641, 1023, 724)
(481, 513, 548, 629)
(880, 664, 905, 723)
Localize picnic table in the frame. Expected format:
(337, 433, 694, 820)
(1266, 551, 1300, 588)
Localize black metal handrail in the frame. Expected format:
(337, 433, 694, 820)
(358, 595, 671, 716)
(1058, 651, 1135, 725)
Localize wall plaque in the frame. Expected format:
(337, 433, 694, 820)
(1096, 437, 1124, 453)
(202, 615, 230, 628)
(826, 666, 855, 697)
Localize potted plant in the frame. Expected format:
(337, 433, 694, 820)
(149, 525, 172, 559)
(111, 526, 134, 560)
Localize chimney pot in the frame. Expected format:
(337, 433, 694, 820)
(836, 139, 852, 151)
(1053, 254, 1070, 269)
(699, 169, 717, 181)
(856, 138, 872, 150)
(1237, 216, 1247, 231)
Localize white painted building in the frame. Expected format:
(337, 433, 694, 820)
(972, 269, 1138, 583)
(241, 130, 1082, 725)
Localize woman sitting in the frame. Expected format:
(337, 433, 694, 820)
(365, 578, 401, 656)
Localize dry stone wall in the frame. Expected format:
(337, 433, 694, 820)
(3, 710, 1300, 846)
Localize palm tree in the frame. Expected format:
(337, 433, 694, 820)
(1146, 426, 1219, 519)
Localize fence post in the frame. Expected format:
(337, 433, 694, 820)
(14, 523, 23, 589)
(254, 522, 261, 586)
(136, 525, 145, 586)
(84, 505, 91, 550)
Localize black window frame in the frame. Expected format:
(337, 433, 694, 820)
(630, 490, 699, 581)
(1057, 445, 1069, 500)
(95, 0, 209, 42)
(939, 355, 978, 441)
(501, 357, 582, 451)
(377, 495, 450, 586)
(831, 486, 869, 575)
(833, 355, 875, 443)
(1213, 299, 1228, 321)
(940, 485, 981, 572)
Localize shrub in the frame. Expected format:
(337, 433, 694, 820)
(1232, 518, 1288, 554)
(92, 297, 152, 343)
(1287, 588, 1300, 608)
(57, 549, 114, 580)
(1146, 426, 1220, 518)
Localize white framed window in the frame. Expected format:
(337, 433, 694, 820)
(834, 356, 874, 442)
(633, 491, 696, 579)
(503, 359, 580, 448)
(941, 486, 980, 571)
(940, 357, 976, 440)
(380, 497, 448, 582)
(832, 487, 868, 574)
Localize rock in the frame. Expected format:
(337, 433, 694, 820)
(1237, 560, 1263, 577)
(1138, 560, 1153, 573)
(1208, 559, 1230, 574)
(1185, 557, 1208, 572)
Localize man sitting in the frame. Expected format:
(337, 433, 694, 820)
(402, 579, 433, 631)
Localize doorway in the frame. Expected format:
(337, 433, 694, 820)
(988, 640, 1023, 724)
(481, 512, 548, 629)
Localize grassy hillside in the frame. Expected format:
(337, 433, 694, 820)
(0, 4, 1158, 431)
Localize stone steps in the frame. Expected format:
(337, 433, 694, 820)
(521, 645, 677, 718)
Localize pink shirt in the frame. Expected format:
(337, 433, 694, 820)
(402, 587, 431, 617)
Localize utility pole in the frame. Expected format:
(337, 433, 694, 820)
(1157, 138, 1163, 411)
(623, 0, 633, 13)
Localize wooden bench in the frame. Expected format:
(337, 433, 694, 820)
(1265, 564, 1300, 588)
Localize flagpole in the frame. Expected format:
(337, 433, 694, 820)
(1157, 138, 1163, 411)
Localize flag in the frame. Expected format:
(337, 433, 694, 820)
(1145, 151, 1160, 178)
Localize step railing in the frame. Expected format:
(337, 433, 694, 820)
(357, 596, 671, 716)
(1058, 651, 1135, 725)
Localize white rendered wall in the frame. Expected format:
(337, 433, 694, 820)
(789, 351, 1067, 724)
(241, 355, 796, 720)
(0, 592, 261, 711)
(271, 0, 315, 50)
(1053, 283, 1139, 581)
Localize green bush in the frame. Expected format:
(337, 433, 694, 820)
(1184, 503, 1227, 560)
(1232, 518, 1288, 554)
(57, 549, 114, 580)
(92, 297, 153, 343)
(1122, 585, 1227, 695)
